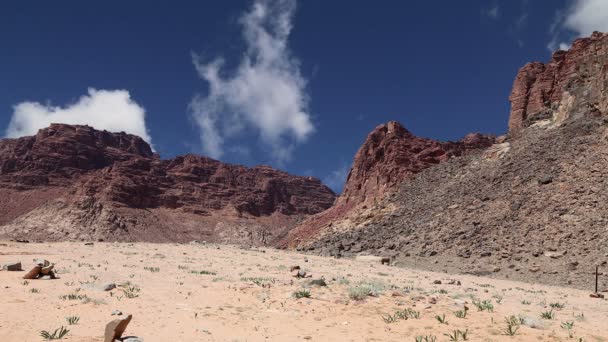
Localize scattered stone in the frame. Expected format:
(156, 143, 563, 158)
(433, 280, 442, 285)
(111, 310, 123, 316)
(380, 257, 391, 265)
(104, 314, 132, 342)
(391, 291, 403, 297)
(22, 266, 42, 279)
(529, 266, 541, 273)
(102, 283, 117, 291)
(15, 239, 29, 243)
(84, 242, 94, 246)
(446, 279, 461, 286)
(2, 261, 22, 271)
(122, 338, 144, 342)
(538, 175, 553, 185)
(590, 293, 605, 299)
(308, 278, 327, 287)
(290, 265, 301, 272)
(428, 296, 437, 304)
(492, 267, 501, 273)
(521, 316, 544, 329)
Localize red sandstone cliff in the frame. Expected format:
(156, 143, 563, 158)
(0, 124, 336, 243)
(509, 31, 608, 134)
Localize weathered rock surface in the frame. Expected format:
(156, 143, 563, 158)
(291, 32, 608, 289)
(280, 122, 493, 246)
(509, 31, 608, 134)
(0, 124, 336, 244)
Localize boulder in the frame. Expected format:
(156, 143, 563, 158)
(1, 261, 22, 271)
(104, 314, 132, 342)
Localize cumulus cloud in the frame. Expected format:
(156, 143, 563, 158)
(548, 0, 608, 51)
(5, 88, 152, 144)
(189, 0, 314, 164)
(323, 163, 350, 193)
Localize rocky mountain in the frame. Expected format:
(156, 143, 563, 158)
(0, 124, 336, 243)
(286, 32, 608, 289)
(280, 122, 494, 247)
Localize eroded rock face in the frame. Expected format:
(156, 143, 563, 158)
(0, 124, 336, 243)
(508, 31, 608, 134)
(339, 121, 494, 205)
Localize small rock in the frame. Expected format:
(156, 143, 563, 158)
(102, 283, 116, 291)
(433, 280, 442, 285)
(308, 278, 327, 287)
(538, 175, 553, 185)
(84, 242, 94, 246)
(2, 262, 22, 271)
(111, 310, 123, 316)
(529, 266, 541, 273)
(492, 267, 501, 273)
(122, 337, 144, 342)
(290, 265, 301, 272)
(104, 314, 132, 342)
(590, 293, 605, 299)
(521, 316, 544, 329)
(428, 296, 437, 304)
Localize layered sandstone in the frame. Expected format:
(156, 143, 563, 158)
(509, 31, 608, 134)
(0, 124, 336, 243)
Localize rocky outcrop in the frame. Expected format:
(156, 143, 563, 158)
(509, 31, 608, 134)
(339, 121, 494, 205)
(280, 121, 494, 247)
(297, 32, 608, 289)
(0, 124, 336, 243)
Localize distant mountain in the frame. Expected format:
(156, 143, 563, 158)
(0, 123, 336, 244)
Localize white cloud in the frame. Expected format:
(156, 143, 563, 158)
(482, 3, 500, 19)
(189, 0, 314, 164)
(548, 0, 608, 51)
(5, 88, 152, 144)
(323, 163, 350, 193)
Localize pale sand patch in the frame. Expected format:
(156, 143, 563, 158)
(0, 242, 606, 342)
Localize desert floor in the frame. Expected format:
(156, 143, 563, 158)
(1, 241, 607, 342)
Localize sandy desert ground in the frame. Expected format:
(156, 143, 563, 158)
(1, 241, 607, 342)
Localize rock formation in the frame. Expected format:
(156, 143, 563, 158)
(340, 121, 494, 205)
(294, 32, 608, 289)
(280, 121, 494, 246)
(509, 31, 608, 134)
(0, 124, 336, 244)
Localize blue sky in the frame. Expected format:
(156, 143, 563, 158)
(1, 0, 606, 192)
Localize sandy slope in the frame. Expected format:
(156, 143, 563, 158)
(0, 242, 606, 342)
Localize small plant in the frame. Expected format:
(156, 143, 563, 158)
(561, 321, 575, 338)
(65, 316, 80, 325)
(435, 314, 448, 324)
(445, 329, 468, 341)
(40, 326, 69, 340)
(347, 279, 386, 300)
(454, 307, 468, 319)
(550, 302, 565, 309)
(29, 288, 40, 293)
(521, 300, 531, 305)
(473, 299, 494, 312)
(59, 293, 88, 301)
(415, 335, 437, 342)
(21, 280, 29, 286)
(540, 309, 555, 320)
(240, 276, 275, 287)
(574, 312, 585, 321)
(144, 266, 160, 273)
(190, 269, 216, 275)
(382, 308, 420, 323)
(293, 289, 311, 299)
(122, 285, 140, 299)
(503, 315, 520, 336)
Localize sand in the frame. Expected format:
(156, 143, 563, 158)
(1, 241, 606, 342)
